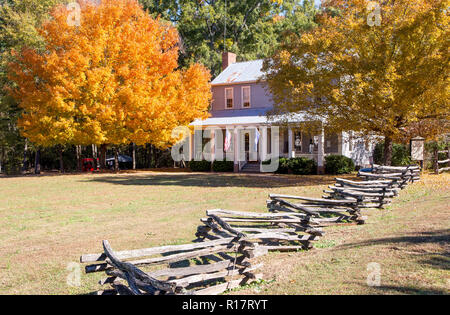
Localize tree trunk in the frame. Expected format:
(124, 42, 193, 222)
(154, 148, 159, 168)
(92, 144, 98, 171)
(28, 149, 33, 171)
(99, 144, 107, 170)
(434, 147, 439, 174)
(34, 149, 41, 174)
(447, 146, 450, 169)
(0, 147, 3, 174)
(149, 144, 154, 168)
(76, 145, 82, 172)
(22, 139, 28, 174)
(59, 145, 64, 173)
(132, 143, 136, 170)
(383, 135, 393, 166)
(114, 147, 119, 172)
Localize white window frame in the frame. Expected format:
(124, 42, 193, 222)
(241, 86, 251, 108)
(225, 88, 234, 109)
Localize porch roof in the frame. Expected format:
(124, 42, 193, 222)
(190, 109, 310, 127)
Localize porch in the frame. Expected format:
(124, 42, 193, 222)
(188, 124, 342, 174)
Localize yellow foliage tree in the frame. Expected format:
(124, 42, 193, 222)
(8, 0, 211, 154)
(264, 0, 449, 164)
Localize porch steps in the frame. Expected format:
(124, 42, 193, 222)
(241, 162, 261, 173)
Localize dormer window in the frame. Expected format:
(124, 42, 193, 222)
(242, 86, 251, 108)
(225, 88, 234, 109)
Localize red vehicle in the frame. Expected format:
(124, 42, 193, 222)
(82, 158, 100, 172)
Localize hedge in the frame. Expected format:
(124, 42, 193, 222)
(212, 161, 234, 172)
(325, 155, 355, 174)
(264, 157, 317, 175)
(189, 160, 211, 172)
(289, 157, 317, 175)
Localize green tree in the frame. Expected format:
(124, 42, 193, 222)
(140, 0, 318, 76)
(0, 0, 65, 173)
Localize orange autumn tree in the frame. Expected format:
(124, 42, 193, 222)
(8, 0, 211, 162)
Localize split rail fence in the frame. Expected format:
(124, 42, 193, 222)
(435, 148, 450, 174)
(80, 164, 421, 295)
(196, 209, 323, 251)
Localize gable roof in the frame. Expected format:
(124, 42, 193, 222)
(211, 59, 265, 86)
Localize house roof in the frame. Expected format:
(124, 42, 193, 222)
(211, 60, 265, 86)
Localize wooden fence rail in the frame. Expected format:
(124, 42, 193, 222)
(436, 149, 450, 174)
(81, 238, 263, 295)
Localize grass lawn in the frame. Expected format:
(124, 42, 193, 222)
(0, 171, 448, 295)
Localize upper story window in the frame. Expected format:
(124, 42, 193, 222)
(242, 86, 251, 108)
(225, 88, 234, 109)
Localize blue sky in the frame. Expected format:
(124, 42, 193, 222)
(315, 0, 322, 7)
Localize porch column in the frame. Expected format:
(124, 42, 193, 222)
(317, 127, 325, 174)
(288, 128, 295, 158)
(250, 128, 258, 162)
(338, 133, 343, 155)
(233, 128, 239, 172)
(261, 126, 268, 161)
(225, 127, 234, 163)
(210, 129, 215, 165)
(189, 132, 194, 161)
(214, 128, 223, 162)
(194, 127, 203, 161)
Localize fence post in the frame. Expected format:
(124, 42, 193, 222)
(447, 146, 450, 170)
(434, 148, 439, 174)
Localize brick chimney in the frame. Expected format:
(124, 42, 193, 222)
(222, 52, 236, 71)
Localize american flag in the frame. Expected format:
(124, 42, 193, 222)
(224, 129, 232, 152)
(254, 128, 261, 152)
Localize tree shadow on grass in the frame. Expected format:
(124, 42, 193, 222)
(419, 254, 450, 271)
(374, 285, 448, 295)
(352, 283, 448, 295)
(338, 229, 450, 271)
(84, 173, 343, 189)
(340, 229, 450, 248)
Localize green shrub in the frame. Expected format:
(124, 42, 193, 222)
(267, 157, 316, 175)
(212, 160, 234, 172)
(325, 155, 355, 174)
(374, 142, 412, 166)
(277, 157, 291, 174)
(189, 160, 211, 172)
(289, 157, 317, 175)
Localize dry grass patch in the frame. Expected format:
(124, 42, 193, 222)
(0, 171, 447, 295)
(237, 174, 449, 295)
